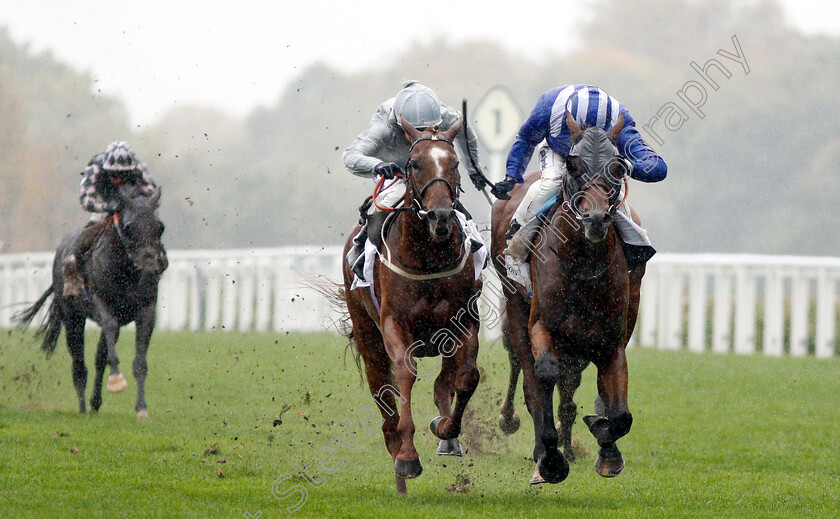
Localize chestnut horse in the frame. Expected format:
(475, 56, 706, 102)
(490, 113, 646, 484)
(341, 118, 482, 495)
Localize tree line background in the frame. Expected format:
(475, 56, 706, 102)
(1, 0, 838, 256)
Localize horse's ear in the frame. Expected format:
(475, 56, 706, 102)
(607, 113, 625, 142)
(401, 116, 421, 143)
(441, 117, 463, 141)
(566, 112, 583, 141)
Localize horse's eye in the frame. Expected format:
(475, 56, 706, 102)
(410, 159, 420, 170)
(158, 223, 165, 237)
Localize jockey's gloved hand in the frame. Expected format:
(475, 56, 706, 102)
(374, 162, 402, 180)
(104, 201, 122, 213)
(468, 172, 487, 191)
(491, 177, 517, 200)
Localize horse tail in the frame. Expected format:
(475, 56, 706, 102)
(13, 286, 63, 357)
(295, 270, 363, 379)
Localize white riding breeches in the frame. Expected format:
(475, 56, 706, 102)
(512, 143, 566, 225)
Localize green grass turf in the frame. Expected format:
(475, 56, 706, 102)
(1, 329, 838, 518)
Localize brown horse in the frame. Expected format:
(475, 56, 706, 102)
(341, 117, 482, 495)
(490, 112, 646, 484)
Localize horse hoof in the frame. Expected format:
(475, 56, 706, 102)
(538, 449, 570, 484)
(530, 462, 547, 485)
(394, 457, 423, 479)
(137, 410, 149, 419)
(107, 374, 127, 393)
(594, 445, 624, 477)
(498, 412, 520, 434)
(436, 438, 463, 456)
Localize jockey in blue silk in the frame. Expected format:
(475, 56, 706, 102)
(493, 85, 667, 269)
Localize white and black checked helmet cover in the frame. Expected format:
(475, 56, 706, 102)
(102, 141, 138, 172)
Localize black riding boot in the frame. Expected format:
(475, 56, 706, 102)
(62, 220, 106, 296)
(348, 211, 387, 281)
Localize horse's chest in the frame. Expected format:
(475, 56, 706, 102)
(406, 292, 466, 327)
(542, 288, 626, 345)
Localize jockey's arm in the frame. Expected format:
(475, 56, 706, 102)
(79, 168, 108, 213)
(617, 125, 667, 182)
(135, 162, 160, 196)
(505, 95, 553, 183)
(342, 104, 392, 178)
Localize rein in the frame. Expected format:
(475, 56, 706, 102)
(377, 217, 471, 280)
(373, 134, 470, 280)
(562, 174, 628, 220)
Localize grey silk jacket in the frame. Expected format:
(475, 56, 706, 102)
(342, 97, 483, 180)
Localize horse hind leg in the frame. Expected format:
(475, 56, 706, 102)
(353, 313, 409, 493)
(498, 327, 522, 435)
(64, 318, 87, 414)
(90, 333, 108, 412)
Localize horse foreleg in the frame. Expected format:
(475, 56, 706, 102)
(432, 357, 458, 456)
(65, 318, 87, 414)
(381, 315, 422, 481)
(133, 304, 156, 418)
(556, 358, 587, 462)
(93, 304, 126, 394)
(90, 333, 108, 412)
(584, 346, 632, 477)
(499, 293, 528, 435)
(530, 321, 569, 484)
(431, 326, 480, 454)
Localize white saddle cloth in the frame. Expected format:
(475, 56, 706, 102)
(350, 211, 487, 291)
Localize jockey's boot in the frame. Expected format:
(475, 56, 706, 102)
(62, 255, 84, 296)
(348, 211, 387, 281)
(366, 210, 387, 249)
(347, 223, 368, 276)
(504, 217, 542, 263)
(61, 222, 105, 297)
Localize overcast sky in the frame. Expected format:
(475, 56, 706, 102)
(0, 0, 837, 126)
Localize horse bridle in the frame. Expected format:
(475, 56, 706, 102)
(562, 140, 628, 221)
(401, 135, 460, 219)
(376, 134, 471, 280)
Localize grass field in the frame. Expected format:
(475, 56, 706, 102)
(1, 329, 839, 518)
